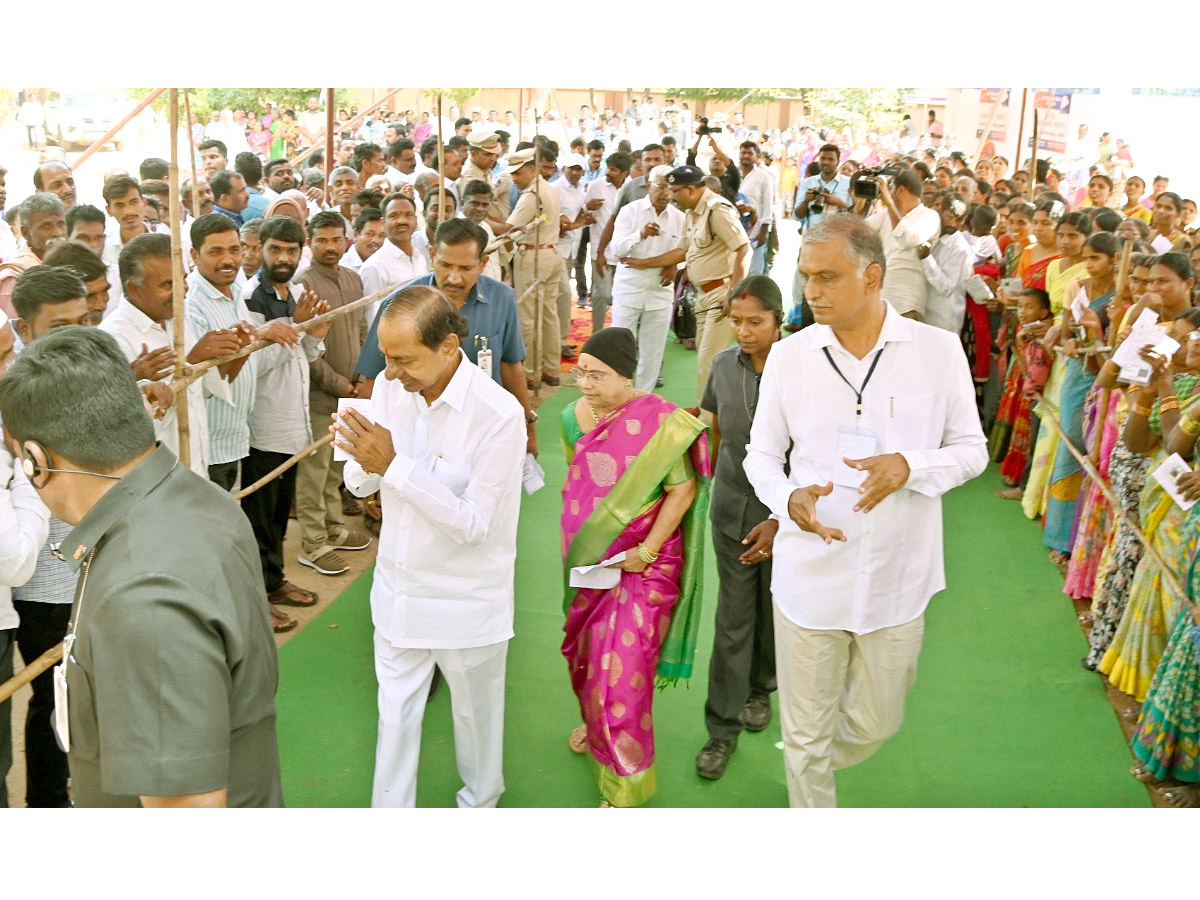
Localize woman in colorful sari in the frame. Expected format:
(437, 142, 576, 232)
(993, 288, 1053, 497)
(1084, 258, 1157, 667)
(1150, 191, 1191, 252)
(1128, 416, 1200, 807)
(1017, 199, 1064, 291)
(1002, 201, 1034, 278)
(560, 327, 711, 807)
(1100, 309, 1200, 701)
(1044, 211, 1092, 314)
(1043, 232, 1117, 568)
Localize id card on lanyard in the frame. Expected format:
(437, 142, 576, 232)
(474, 335, 492, 379)
(54, 547, 96, 754)
(824, 345, 884, 488)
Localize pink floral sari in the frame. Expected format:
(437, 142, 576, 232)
(560, 393, 711, 806)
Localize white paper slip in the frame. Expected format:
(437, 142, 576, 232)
(1151, 233, 1174, 253)
(964, 273, 994, 301)
(1152, 453, 1197, 511)
(569, 553, 628, 589)
(522, 453, 545, 495)
(333, 398, 377, 462)
(1070, 288, 1088, 323)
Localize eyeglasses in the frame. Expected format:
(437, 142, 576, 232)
(571, 369, 612, 386)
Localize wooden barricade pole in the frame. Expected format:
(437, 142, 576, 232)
(288, 87, 406, 169)
(168, 89, 190, 466)
(324, 88, 335, 207)
(183, 90, 201, 217)
(70, 88, 166, 170)
(974, 89, 1005, 162)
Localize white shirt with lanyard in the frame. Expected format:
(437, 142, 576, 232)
(826, 344, 885, 489)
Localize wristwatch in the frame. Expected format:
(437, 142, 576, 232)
(526, 409, 539, 425)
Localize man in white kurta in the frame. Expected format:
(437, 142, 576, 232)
(743, 216, 987, 807)
(609, 165, 686, 391)
(339, 290, 525, 808)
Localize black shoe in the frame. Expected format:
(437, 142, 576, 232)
(655, 375, 664, 388)
(742, 692, 772, 732)
(695, 737, 737, 780)
(428, 666, 443, 701)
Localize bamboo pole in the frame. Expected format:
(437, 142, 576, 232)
(0, 643, 61, 704)
(324, 88, 335, 207)
(436, 95, 445, 271)
(1029, 108, 1039, 193)
(532, 104, 543, 395)
(1013, 88, 1028, 190)
(235, 434, 334, 500)
(974, 89, 1005, 162)
(183, 90, 200, 218)
(288, 87, 406, 169)
(71, 88, 167, 170)
(170, 285, 396, 393)
(168, 90, 190, 466)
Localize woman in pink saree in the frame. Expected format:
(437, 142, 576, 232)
(560, 328, 711, 806)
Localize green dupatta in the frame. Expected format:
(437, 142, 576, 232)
(561, 404, 711, 683)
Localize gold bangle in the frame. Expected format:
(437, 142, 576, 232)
(1126, 384, 1142, 393)
(637, 543, 659, 564)
(1179, 415, 1200, 437)
(1132, 404, 1154, 416)
(1161, 395, 1179, 404)
(1160, 400, 1181, 413)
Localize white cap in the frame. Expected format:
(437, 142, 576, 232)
(562, 153, 586, 170)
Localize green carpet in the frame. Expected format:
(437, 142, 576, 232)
(275, 339, 1149, 807)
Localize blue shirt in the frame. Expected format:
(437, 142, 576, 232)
(242, 188, 270, 222)
(213, 205, 245, 227)
(355, 273, 525, 383)
(795, 172, 852, 229)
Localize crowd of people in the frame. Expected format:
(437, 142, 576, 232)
(0, 89, 1196, 810)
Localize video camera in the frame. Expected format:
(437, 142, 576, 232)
(697, 116, 722, 137)
(852, 165, 902, 200)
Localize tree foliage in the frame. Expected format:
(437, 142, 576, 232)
(424, 88, 481, 107)
(666, 88, 799, 106)
(799, 88, 909, 133)
(129, 88, 353, 117)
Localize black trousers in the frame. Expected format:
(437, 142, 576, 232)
(240, 448, 296, 594)
(574, 228, 590, 297)
(704, 527, 777, 741)
(0, 628, 13, 807)
(209, 460, 240, 492)
(13, 600, 72, 807)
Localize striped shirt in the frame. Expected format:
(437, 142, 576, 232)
(13, 515, 77, 606)
(185, 270, 258, 465)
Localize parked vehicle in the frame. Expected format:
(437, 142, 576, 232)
(43, 91, 131, 151)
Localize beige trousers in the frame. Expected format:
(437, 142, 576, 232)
(514, 249, 562, 381)
(693, 283, 734, 404)
(773, 606, 925, 808)
(295, 433, 346, 556)
(557, 256, 573, 342)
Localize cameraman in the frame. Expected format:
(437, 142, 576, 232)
(688, 131, 740, 206)
(863, 166, 941, 321)
(794, 143, 851, 232)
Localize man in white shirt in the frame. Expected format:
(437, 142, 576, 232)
(920, 192, 973, 334)
(743, 216, 987, 807)
(100, 233, 237, 476)
(609, 165, 686, 390)
(359, 193, 428, 322)
(582, 151, 632, 332)
(335, 285, 525, 808)
(555, 154, 590, 356)
(737, 141, 774, 275)
(341, 208, 386, 274)
(863, 167, 941, 321)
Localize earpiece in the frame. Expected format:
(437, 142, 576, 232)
(21, 441, 122, 483)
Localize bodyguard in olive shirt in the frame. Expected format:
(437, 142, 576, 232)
(0, 327, 283, 807)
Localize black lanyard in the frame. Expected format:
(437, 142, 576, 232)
(823, 345, 885, 419)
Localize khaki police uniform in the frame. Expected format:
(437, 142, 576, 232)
(508, 173, 563, 382)
(684, 186, 749, 401)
